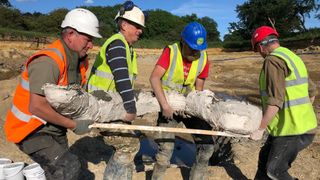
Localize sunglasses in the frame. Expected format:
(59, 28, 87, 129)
(119, 1, 149, 20)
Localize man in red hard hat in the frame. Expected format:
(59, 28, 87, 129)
(250, 25, 317, 179)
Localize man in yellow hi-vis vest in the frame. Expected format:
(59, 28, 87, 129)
(149, 22, 214, 180)
(250, 26, 318, 179)
(87, 1, 146, 179)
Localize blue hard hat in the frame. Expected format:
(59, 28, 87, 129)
(181, 22, 207, 51)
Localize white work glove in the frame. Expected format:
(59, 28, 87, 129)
(250, 128, 265, 140)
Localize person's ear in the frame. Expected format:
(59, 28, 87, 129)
(257, 44, 263, 52)
(66, 29, 77, 41)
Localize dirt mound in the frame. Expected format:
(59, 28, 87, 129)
(295, 45, 320, 54)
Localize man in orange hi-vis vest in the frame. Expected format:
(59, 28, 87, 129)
(4, 8, 102, 179)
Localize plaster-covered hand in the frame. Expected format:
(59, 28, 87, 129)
(174, 110, 191, 118)
(123, 113, 136, 122)
(162, 105, 174, 120)
(250, 128, 265, 140)
(72, 120, 94, 135)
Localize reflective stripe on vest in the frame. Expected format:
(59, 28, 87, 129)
(4, 39, 77, 143)
(20, 78, 29, 91)
(259, 46, 317, 136)
(11, 104, 31, 123)
(260, 49, 310, 108)
(87, 33, 137, 92)
(19, 48, 65, 91)
(12, 47, 66, 123)
(11, 105, 47, 124)
(161, 43, 206, 94)
(272, 50, 308, 87)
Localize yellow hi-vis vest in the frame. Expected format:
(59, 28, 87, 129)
(259, 46, 317, 136)
(161, 43, 207, 94)
(87, 33, 137, 92)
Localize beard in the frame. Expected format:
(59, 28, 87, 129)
(182, 50, 201, 61)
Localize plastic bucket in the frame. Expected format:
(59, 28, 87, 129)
(0, 158, 12, 180)
(23, 163, 46, 180)
(3, 162, 25, 180)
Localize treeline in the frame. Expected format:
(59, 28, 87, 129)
(224, 0, 320, 50)
(0, 0, 320, 49)
(0, 4, 221, 48)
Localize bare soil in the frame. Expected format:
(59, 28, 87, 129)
(0, 41, 319, 180)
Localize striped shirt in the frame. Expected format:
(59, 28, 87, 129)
(106, 40, 136, 114)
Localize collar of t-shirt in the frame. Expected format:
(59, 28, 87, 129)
(182, 59, 192, 79)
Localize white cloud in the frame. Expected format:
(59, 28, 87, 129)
(84, 0, 94, 4)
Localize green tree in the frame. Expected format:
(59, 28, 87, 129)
(294, 0, 319, 31)
(225, 0, 319, 41)
(45, 8, 69, 33)
(199, 16, 221, 43)
(143, 9, 184, 41)
(83, 5, 119, 38)
(181, 13, 221, 43)
(0, 7, 25, 30)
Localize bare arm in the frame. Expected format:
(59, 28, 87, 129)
(308, 77, 317, 104)
(259, 105, 279, 129)
(29, 93, 76, 130)
(195, 78, 205, 91)
(149, 65, 174, 119)
(250, 105, 279, 140)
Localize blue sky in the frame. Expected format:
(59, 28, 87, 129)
(9, 0, 320, 39)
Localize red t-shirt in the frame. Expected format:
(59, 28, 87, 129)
(156, 47, 209, 79)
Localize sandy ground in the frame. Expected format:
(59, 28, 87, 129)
(0, 41, 319, 180)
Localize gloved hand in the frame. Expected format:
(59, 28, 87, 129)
(250, 128, 265, 140)
(73, 120, 94, 135)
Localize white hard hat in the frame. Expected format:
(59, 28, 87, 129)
(61, 8, 102, 38)
(115, 5, 145, 27)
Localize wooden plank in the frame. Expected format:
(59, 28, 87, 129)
(89, 123, 250, 138)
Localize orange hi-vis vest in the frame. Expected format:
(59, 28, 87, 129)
(4, 39, 88, 143)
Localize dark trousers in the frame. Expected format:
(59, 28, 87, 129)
(17, 132, 81, 180)
(254, 134, 315, 180)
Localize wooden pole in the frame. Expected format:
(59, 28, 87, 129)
(89, 123, 249, 138)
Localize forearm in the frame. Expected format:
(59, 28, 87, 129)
(107, 41, 136, 113)
(195, 78, 205, 91)
(150, 76, 169, 109)
(29, 93, 76, 130)
(259, 105, 279, 129)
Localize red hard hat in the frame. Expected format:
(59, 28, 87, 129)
(251, 26, 279, 51)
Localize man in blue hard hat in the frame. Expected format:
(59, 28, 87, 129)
(149, 22, 214, 180)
